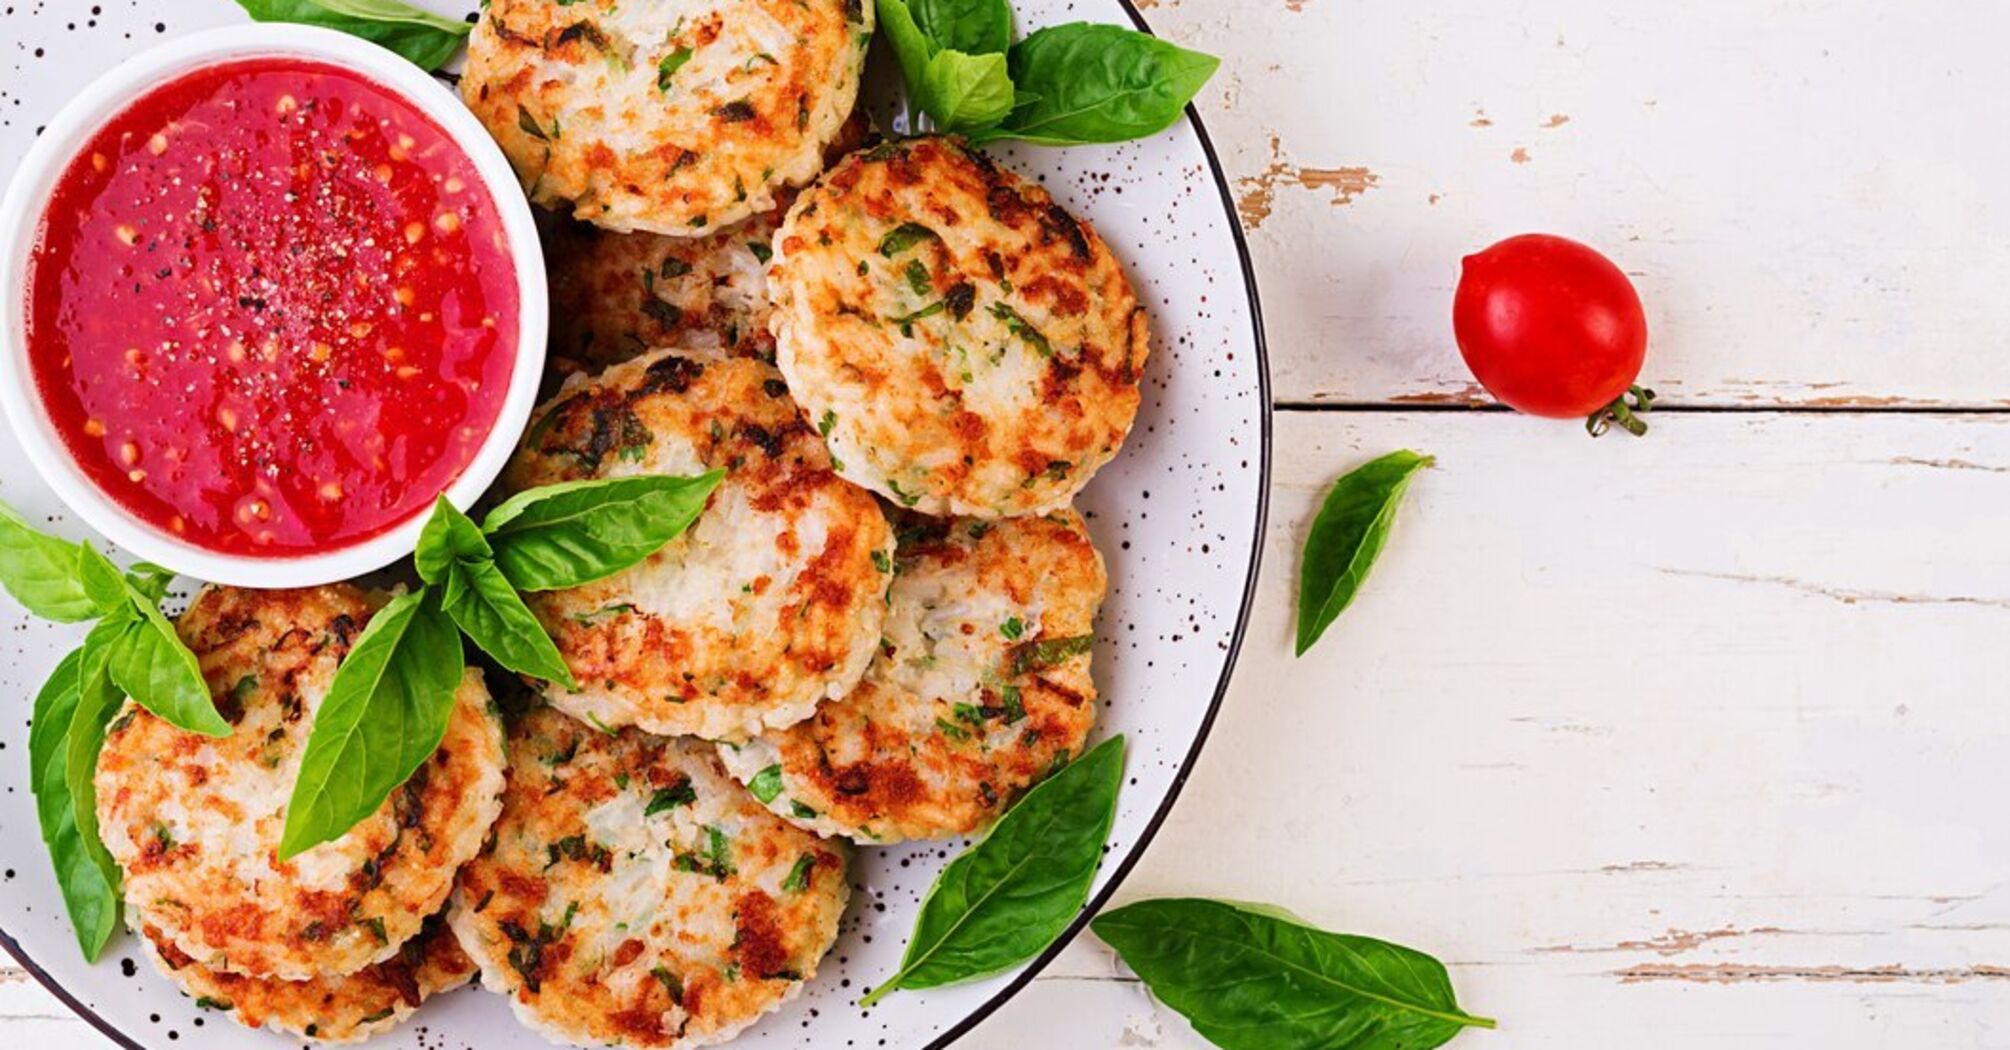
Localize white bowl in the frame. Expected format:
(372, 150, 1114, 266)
(0, 24, 547, 588)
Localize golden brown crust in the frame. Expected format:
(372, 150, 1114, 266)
(96, 586, 506, 979)
(544, 206, 785, 370)
(449, 707, 848, 1048)
(139, 914, 474, 1043)
(506, 351, 893, 739)
(544, 112, 876, 371)
(462, 0, 873, 234)
(770, 137, 1149, 517)
(722, 509, 1106, 842)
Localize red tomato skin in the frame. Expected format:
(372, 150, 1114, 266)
(1453, 233, 1648, 419)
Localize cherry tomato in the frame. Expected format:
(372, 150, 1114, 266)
(1453, 233, 1653, 435)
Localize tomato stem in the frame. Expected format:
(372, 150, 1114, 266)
(1586, 385, 1657, 437)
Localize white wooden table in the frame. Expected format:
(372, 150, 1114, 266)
(11, 0, 2010, 1046)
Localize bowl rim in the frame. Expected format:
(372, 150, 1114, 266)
(0, 22, 549, 588)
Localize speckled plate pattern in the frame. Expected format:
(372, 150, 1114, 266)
(0, 1, 1270, 1047)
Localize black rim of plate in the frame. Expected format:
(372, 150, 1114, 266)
(0, 2, 1273, 1046)
(923, 4, 1272, 1044)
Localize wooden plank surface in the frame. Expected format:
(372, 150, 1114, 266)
(961, 411, 2010, 1048)
(19, 412, 2007, 1048)
(1143, 0, 2010, 408)
(10, 1, 2010, 1047)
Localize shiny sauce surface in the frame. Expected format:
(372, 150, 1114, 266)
(26, 57, 518, 557)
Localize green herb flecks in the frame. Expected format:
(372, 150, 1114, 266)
(988, 302, 1053, 357)
(878, 222, 940, 257)
(1009, 633, 1093, 676)
(904, 258, 933, 297)
(747, 764, 786, 804)
(657, 46, 694, 91)
(781, 854, 817, 893)
(647, 779, 698, 816)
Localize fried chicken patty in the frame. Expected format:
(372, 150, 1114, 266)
(137, 914, 474, 1044)
(505, 350, 894, 740)
(463, 0, 873, 234)
(95, 585, 506, 979)
(720, 509, 1106, 843)
(545, 206, 782, 370)
(770, 136, 1149, 517)
(544, 111, 874, 371)
(450, 706, 849, 1048)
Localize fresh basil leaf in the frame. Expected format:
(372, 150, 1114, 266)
(441, 559, 575, 688)
(910, 0, 1012, 55)
(482, 472, 723, 592)
(878, 0, 1014, 133)
(876, 0, 938, 118)
(73, 542, 128, 613)
(66, 617, 129, 919)
(123, 562, 176, 605)
(1092, 898, 1496, 1049)
(1296, 450, 1431, 656)
(102, 609, 227, 738)
(860, 735, 1125, 1005)
(414, 496, 493, 586)
(231, 0, 472, 71)
(923, 48, 1016, 131)
(279, 589, 464, 858)
(0, 502, 102, 622)
(979, 23, 1219, 146)
(29, 637, 124, 961)
(74, 546, 229, 737)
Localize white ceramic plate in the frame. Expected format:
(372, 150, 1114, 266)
(0, 2, 1270, 1047)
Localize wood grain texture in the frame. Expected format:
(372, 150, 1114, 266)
(12, 416, 2010, 1044)
(959, 411, 2010, 1048)
(7, 1, 2009, 1048)
(1140, 0, 2010, 408)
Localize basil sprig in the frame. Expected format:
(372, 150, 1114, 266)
(876, 0, 1218, 146)
(860, 734, 1124, 1006)
(0, 501, 229, 959)
(981, 23, 1222, 146)
(277, 586, 463, 859)
(80, 545, 230, 737)
(481, 472, 724, 592)
(911, 0, 1013, 53)
(880, 0, 1016, 133)
(231, 0, 472, 71)
(0, 506, 225, 737)
(0, 503, 102, 622)
(280, 472, 721, 857)
(1296, 450, 1432, 656)
(417, 496, 572, 686)
(1093, 899, 1496, 1049)
(30, 637, 124, 961)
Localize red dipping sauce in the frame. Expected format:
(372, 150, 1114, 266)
(25, 58, 518, 557)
